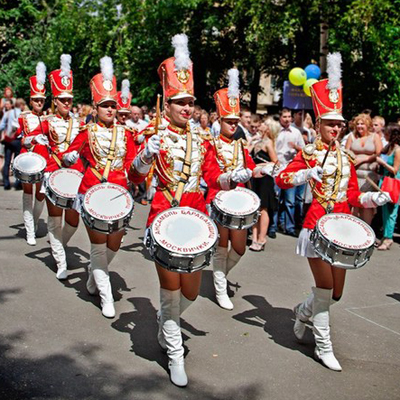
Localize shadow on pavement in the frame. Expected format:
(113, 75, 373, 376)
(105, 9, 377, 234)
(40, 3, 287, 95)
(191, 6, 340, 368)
(200, 269, 242, 306)
(120, 235, 153, 261)
(0, 330, 263, 400)
(233, 295, 314, 359)
(387, 292, 400, 302)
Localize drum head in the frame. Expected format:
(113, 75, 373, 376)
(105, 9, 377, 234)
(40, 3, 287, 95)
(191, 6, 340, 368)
(83, 183, 133, 221)
(151, 207, 218, 255)
(49, 169, 83, 198)
(13, 152, 46, 173)
(214, 187, 260, 216)
(317, 213, 375, 250)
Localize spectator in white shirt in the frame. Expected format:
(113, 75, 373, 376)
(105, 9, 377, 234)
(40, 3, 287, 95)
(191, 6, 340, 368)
(127, 105, 148, 132)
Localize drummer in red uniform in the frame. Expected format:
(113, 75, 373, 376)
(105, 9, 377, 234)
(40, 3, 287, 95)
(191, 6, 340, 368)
(130, 34, 247, 387)
(42, 54, 84, 280)
(116, 79, 133, 127)
(207, 69, 271, 310)
(62, 57, 138, 318)
(276, 53, 391, 371)
(17, 62, 49, 245)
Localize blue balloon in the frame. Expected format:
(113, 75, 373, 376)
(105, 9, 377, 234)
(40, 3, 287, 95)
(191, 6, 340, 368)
(305, 64, 321, 80)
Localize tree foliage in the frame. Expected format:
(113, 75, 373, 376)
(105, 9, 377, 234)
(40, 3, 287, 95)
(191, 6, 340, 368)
(0, 0, 399, 119)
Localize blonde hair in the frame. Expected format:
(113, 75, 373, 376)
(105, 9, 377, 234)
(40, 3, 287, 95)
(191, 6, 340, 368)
(265, 119, 280, 144)
(372, 115, 385, 128)
(354, 113, 372, 137)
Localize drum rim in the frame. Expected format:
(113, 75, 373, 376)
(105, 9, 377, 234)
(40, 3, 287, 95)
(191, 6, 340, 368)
(13, 152, 47, 173)
(48, 168, 83, 198)
(213, 187, 260, 216)
(315, 212, 375, 251)
(82, 182, 134, 221)
(150, 206, 219, 255)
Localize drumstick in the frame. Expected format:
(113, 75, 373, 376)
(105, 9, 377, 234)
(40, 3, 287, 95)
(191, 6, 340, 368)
(320, 139, 335, 169)
(366, 177, 384, 193)
(110, 192, 126, 201)
(271, 160, 279, 175)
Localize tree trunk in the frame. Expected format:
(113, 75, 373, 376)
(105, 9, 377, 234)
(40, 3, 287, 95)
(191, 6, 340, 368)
(250, 67, 260, 113)
(320, 21, 329, 75)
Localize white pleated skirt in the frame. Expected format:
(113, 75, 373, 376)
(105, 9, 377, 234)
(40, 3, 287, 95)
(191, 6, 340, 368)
(296, 228, 318, 258)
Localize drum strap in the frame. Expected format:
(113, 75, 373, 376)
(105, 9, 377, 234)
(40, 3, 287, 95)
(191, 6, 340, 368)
(64, 118, 73, 150)
(160, 127, 192, 207)
(102, 125, 118, 182)
(51, 153, 63, 169)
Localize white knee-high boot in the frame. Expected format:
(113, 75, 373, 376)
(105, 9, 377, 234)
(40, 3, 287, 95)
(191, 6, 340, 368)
(226, 247, 242, 274)
(158, 292, 194, 351)
(159, 288, 188, 387)
(86, 247, 117, 296)
(293, 290, 314, 341)
(312, 287, 342, 371)
(33, 197, 45, 230)
(48, 216, 67, 279)
(23, 193, 36, 245)
(62, 222, 78, 246)
(213, 246, 233, 310)
(91, 243, 115, 318)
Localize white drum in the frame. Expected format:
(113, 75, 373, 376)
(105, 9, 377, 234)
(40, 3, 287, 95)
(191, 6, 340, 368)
(81, 183, 134, 234)
(12, 152, 46, 183)
(46, 168, 83, 209)
(146, 207, 219, 273)
(310, 213, 376, 269)
(211, 187, 260, 230)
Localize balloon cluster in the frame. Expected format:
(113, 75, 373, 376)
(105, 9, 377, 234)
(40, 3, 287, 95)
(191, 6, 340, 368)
(288, 64, 321, 96)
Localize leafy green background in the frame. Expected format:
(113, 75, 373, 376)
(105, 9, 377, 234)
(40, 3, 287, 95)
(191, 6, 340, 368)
(1, 0, 399, 120)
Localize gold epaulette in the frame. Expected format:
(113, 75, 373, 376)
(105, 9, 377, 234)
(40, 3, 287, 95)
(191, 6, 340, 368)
(79, 123, 89, 131)
(198, 131, 213, 141)
(41, 114, 54, 122)
(302, 143, 317, 160)
(125, 126, 137, 134)
(343, 148, 356, 165)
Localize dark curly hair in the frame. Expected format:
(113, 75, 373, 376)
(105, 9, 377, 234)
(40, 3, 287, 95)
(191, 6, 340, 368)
(386, 123, 400, 149)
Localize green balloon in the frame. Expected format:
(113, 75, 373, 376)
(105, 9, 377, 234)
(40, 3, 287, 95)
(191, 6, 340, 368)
(289, 68, 307, 86)
(303, 78, 318, 96)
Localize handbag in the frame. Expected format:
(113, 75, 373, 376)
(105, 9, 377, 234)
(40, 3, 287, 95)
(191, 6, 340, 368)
(381, 176, 400, 203)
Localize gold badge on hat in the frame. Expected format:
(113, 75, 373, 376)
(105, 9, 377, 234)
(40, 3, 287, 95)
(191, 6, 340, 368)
(329, 89, 339, 104)
(176, 69, 189, 84)
(229, 97, 237, 108)
(103, 80, 113, 91)
(61, 76, 70, 87)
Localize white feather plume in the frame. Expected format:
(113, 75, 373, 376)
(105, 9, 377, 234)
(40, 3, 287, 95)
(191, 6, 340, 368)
(172, 33, 190, 70)
(60, 54, 71, 78)
(327, 52, 342, 90)
(121, 79, 130, 101)
(100, 56, 114, 81)
(36, 62, 46, 85)
(227, 68, 240, 99)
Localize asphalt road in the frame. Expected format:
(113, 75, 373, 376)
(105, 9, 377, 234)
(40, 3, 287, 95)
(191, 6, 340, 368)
(0, 187, 399, 400)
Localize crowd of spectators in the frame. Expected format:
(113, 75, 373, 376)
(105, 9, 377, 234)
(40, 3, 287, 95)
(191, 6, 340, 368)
(1, 85, 399, 251)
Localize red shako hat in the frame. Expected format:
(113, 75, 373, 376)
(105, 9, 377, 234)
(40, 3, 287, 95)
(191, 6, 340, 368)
(310, 53, 344, 121)
(157, 34, 195, 101)
(214, 68, 240, 119)
(90, 56, 117, 105)
(30, 62, 46, 99)
(117, 79, 132, 112)
(48, 54, 73, 98)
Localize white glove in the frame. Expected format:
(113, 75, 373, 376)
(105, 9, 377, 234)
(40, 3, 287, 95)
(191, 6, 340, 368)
(372, 192, 391, 206)
(63, 150, 79, 167)
(23, 136, 35, 149)
(143, 135, 160, 159)
(35, 134, 49, 145)
(136, 134, 145, 144)
(292, 166, 323, 185)
(231, 167, 252, 184)
(360, 191, 391, 208)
